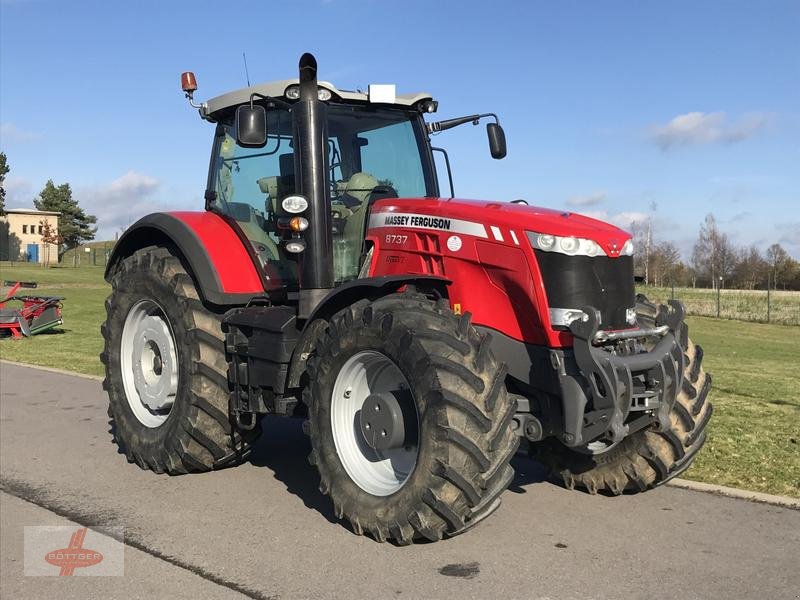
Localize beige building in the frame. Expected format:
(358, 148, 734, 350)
(0, 208, 61, 264)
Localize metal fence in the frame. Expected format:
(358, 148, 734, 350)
(60, 243, 115, 267)
(639, 285, 800, 326)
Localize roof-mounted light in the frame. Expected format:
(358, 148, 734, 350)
(418, 99, 438, 114)
(181, 72, 197, 93)
(180, 71, 204, 110)
(283, 84, 333, 101)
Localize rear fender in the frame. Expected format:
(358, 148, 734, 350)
(105, 211, 265, 306)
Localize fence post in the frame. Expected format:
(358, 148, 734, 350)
(716, 278, 721, 318)
(767, 275, 771, 324)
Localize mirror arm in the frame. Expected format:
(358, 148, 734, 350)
(248, 92, 293, 111)
(427, 112, 500, 133)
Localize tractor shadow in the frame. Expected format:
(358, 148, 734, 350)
(247, 416, 551, 525)
(248, 416, 339, 525)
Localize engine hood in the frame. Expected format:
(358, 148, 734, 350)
(370, 197, 632, 256)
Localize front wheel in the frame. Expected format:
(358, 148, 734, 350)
(533, 297, 713, 494)
(304, 293, 519, 544)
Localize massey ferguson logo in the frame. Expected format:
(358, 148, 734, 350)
(384, 214, 452, 230)
(370, 212, 489, 239)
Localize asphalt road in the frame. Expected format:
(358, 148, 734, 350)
(1, 362, 798, 600)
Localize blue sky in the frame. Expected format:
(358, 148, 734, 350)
(1, 0, 798, 258)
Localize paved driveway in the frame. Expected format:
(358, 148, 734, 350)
(1, 362, 798, 599)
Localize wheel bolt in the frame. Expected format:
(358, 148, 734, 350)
(344, 388, 352, 399)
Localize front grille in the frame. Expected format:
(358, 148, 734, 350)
(533, 250, 634, 329)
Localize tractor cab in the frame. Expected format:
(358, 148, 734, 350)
(202, 90, 436, 287)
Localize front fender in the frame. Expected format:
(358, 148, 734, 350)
(284, 275, 451, 390)
(106, 211, 265, 306)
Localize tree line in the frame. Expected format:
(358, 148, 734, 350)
(632, 213, 799, 291)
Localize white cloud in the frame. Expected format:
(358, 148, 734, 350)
(566, 192, 606, 207)
(3, 176, 34, 206)
(578, 210, 649, 232)
(651, 111, 769, 150)
(0, 123, 42, 143)
(77, 171, 161, 239)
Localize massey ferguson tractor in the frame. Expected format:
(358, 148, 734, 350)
(101, 53, 712, 544)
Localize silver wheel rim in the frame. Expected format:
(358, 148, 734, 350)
(120, 299, 178, 428)
(331, 351, 418, 496)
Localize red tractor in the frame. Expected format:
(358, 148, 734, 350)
(102, 54, 712, 544)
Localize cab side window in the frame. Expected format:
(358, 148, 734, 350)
(209, 109, 298, 289)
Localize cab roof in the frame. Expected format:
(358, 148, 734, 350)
(203, 79, 433, 119)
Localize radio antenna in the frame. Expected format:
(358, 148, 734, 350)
(242, 52, 251, 86)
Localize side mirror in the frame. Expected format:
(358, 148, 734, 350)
(487, 123, 507, 159)
(235, 105, 267, 147)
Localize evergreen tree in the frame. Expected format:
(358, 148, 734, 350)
(34, 180, 97, 252)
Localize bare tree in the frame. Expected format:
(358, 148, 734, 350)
(650, 241, 681, 287)
(766, 243, 790, 289)
(691, 214, 736, 288)
(733, 245, 767, 290)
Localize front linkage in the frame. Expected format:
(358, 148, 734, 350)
(556, 301, 687, 448)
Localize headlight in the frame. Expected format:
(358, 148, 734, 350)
(621, 239, 634, 256)
(281, 195, 308, 214)
(285, 238, 306, 253)
(537, 234, 555, 250)
(527, 231, 607, 257)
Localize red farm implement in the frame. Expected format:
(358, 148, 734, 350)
(0, 281, 64, 339)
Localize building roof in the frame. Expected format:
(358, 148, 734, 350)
(203, 78, 432, 118)
(3, 208, 61, 216)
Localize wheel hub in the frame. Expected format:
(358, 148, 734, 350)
(359, 390, 415, 451)
(131, 317, 176, 411)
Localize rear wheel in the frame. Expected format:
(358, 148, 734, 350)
(533, 296, 713, 494)
(101, 246, 260, 474)
(304, 293, 518, 544)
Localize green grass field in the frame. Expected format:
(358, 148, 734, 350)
(639, 285, 800, 326)
(1, 263, 798, 497)
(0, 262, 109, 376)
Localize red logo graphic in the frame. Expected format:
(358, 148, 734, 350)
(44, 527, 104, 576)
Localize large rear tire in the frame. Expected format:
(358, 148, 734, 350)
(304, 293, 518, 544)
(533, 296, 713, 494)
(101, 246, 260, 474)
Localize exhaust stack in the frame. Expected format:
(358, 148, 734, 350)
(293, 53, 334, 318)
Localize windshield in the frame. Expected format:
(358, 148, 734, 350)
(208, 104, 434, 287)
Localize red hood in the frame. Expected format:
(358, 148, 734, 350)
(371, 197, 632, 256)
